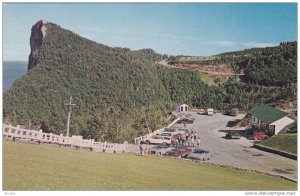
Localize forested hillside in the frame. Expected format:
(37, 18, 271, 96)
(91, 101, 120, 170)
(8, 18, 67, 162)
(3, 21, 297, 142)
(3, 21, 208, 142)
(169, 42, 297, 87)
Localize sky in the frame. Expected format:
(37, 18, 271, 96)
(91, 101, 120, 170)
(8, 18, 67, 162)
(2, 3, 298, 61)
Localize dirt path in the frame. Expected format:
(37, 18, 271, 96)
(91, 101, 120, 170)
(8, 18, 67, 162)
(158, 60, 245, 76)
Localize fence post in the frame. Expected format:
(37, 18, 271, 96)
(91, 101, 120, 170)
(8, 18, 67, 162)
(38, 129, 43, 144)
(123, 141, 128, 153)
(50, 133, 53, 143)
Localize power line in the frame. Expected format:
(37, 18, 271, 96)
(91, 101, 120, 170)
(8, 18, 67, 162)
(65, 96, 76, 137)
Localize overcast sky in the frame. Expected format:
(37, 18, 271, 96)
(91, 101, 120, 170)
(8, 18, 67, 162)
(3, 3, 297, 61)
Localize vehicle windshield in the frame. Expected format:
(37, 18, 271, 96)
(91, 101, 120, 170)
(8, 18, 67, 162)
(177, 128, 188, 132)
(160, 133, 172, 136)
(193, 149, 208, 154)
(175, 146, 187, 150)
(156, 144, 168, 148)
(164, 128, 176, 132)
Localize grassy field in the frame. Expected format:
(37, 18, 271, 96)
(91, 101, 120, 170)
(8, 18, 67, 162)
(260, 134, 297, 154)
(3, 141, 296, 190)
(198, 72, 233, 86)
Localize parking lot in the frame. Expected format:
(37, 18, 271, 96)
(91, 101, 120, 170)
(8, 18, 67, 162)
(174, 112, 297, 181)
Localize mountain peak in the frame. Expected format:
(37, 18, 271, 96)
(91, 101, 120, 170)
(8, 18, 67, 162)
(28, 20, 48, 70)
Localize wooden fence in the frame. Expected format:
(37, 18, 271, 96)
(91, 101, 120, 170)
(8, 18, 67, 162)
(134, 117, 181, 145)
(3, 124, 126, 153)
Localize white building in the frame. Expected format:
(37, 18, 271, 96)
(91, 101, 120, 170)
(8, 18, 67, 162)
(248, 104, 296, 135)
(176, 104, 189, 112)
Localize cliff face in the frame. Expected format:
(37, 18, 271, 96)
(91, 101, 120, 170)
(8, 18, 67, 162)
(28, 20, 48, 70)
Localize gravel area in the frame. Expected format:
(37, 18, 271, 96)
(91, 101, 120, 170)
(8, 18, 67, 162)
(128, 111, 297, 181)
(174, 112, 297, 181)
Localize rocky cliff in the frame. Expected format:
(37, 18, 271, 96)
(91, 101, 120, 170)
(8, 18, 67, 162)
(28, 20, 48, 70)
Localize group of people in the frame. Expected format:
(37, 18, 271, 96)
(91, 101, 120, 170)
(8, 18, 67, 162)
(138, 128, 202, 156)
(173, 128, 201, 147)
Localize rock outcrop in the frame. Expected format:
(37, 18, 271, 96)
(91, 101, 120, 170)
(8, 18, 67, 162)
(28, 20, 48, 70)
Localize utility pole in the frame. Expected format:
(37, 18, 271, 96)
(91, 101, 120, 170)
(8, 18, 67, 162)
(65, 96, 76, 137)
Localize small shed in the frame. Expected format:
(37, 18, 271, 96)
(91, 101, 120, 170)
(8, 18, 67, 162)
(176, 104, 189, 112)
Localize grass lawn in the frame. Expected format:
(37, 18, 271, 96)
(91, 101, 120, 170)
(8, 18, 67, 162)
(3, 140, 296, 190)
(259, 134, 297, 154)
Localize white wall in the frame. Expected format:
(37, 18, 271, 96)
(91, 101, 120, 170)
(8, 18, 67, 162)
(179, 104, 188, 112)
(252, 116, 261, 127)
(270, 116, 295, 135)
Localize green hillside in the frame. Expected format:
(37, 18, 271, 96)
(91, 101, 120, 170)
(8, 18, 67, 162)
(3, 141, 296, 190)
(169, 42, 297, 87)
(3, 21, 208, 142)
(3, 21, 297, 143)
(260, 134, 297, 154)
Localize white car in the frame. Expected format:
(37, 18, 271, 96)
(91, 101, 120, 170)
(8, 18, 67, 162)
(148, 143, 174, 155)
(161, 128, 178, 135)
(142, 135, 172, 145)
(173, 128, 189, 135)
(187, 148, 214, 161)
(162, 128, 188, 135)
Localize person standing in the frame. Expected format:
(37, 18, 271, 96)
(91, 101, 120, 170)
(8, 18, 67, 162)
(186, 132, 189, 143)
(182, 132, 186, 145)
(178, 134, 181, 146)
(191, 138, 195, 147)
(139, 141, 144, 156)
(175, 136, 179, 147)
(197, 137, 201, 147)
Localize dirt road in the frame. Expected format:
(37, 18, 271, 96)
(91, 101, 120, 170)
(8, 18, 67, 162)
(158, 60, 244, 76)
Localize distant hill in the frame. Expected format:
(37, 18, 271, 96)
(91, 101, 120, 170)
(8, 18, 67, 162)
(169, 42, 297, 87)
(3, 21, 297, 142)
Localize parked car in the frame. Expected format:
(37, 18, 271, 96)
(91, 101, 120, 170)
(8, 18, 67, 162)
(175, 128, 189, 134)
(162, 128, 187, 135)
(250, 132, 269, 140)
(142, 135, 172, 145)
(178, 117, 195, 124)
(205, 108, 214, 116)
(230, 108, 239, 116)
(165, 146, 192, 158)
(225, 132, 242, 139)
(162, 128, 178, 135)
(187, 148, 213, 161)
(148, 143, 174, 155)
(158, 132, 172, 136)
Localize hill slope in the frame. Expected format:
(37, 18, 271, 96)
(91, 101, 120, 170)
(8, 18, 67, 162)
(169, 42, 297, 86)
(3, 21, 297, 142)
(3, 20, 207, 142)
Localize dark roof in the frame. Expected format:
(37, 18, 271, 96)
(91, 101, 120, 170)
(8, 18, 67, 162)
(279, 121, 297, 134)
(285, 121, 297, 131)
(248, 104, 288, 124)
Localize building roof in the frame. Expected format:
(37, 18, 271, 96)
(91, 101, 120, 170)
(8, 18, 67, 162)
(248, 104, 288, 124)
(176, 103, 188, 107)
(285, 121, 297, 131)
(279, 121, 297, 134)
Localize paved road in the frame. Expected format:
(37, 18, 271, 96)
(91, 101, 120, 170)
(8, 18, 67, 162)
(174, 112, 297, 181)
